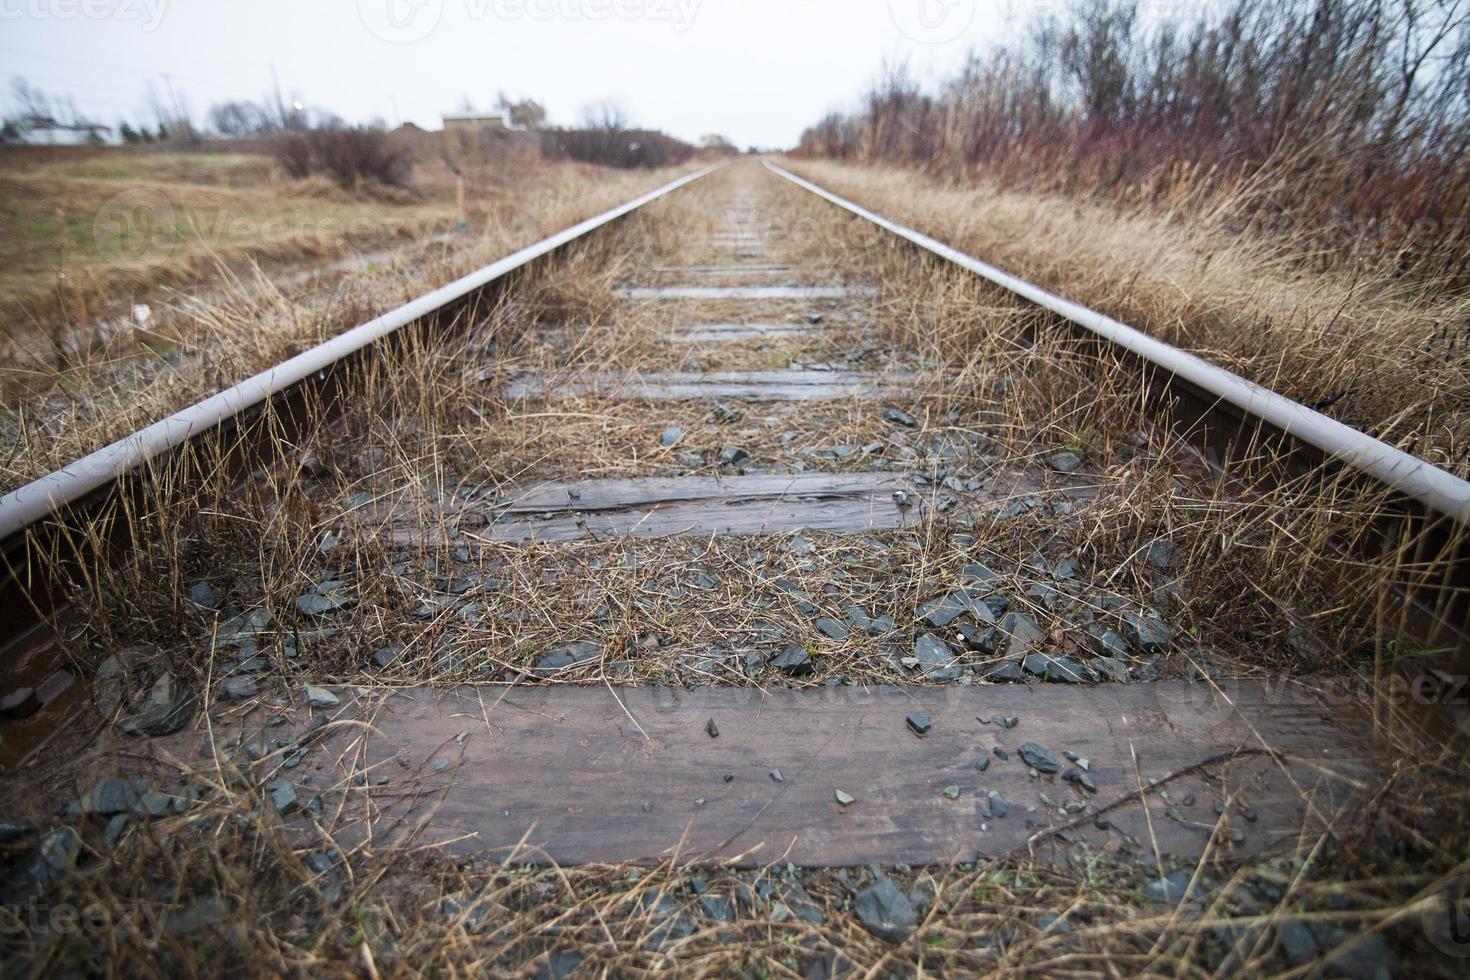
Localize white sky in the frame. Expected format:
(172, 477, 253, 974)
(0, 0, 1069, 148)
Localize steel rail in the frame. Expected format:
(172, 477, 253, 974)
(763, 159, 1470, 527)
(0, 162, 723, 543)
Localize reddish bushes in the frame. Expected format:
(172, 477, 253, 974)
(796, 0, 1470, 283)
(272, 127, 410, 190)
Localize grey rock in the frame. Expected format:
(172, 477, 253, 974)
(296, 592, 352, 617)
(372, 646, 403, 670)
(999, 612, 1042, 655)
(987, 790, 1009, 817)
(1123, 613, 1173, 652)
(302, 686, 339, 708)
(1086, 627, 1130, 659)
(1277, 922, 1318, 966)
(139, 791, 174, 818)
(912, 634, 960, 681)
(268, 779, 299, 814)
(1093, 656, 1131, 683)
(718, 446, 750, 466)
(534, 640, 600, 676)
(984, 660, 1024, 683)
(882, 407, 917, 428)
(918, 590, 994, 628)
(1024, 583, 1061, 610)
(186, 581, 218, 609)
(1063, 767, 1097, 793)
(304, 851, 335, 875)
(998, 715, 1019, 729)
(535, 951, 583, 980)
(955, 623, 999, 653)
(815, 618, 849, 640)
(779, 878, 825, 924)
(218, 607, 273, 642)
(854, 876, 918, 941)
(636, 893, 695, 951)
(220, 676, 258, 701)
(659, 425, 684, 448)
(706, 718, 720, 738)
(771, 644, 813, 676)
(699, 893, 736, 922)
(1047, 451, 1083, 473)
(104, 813, 129, 849)
(28, 827, 80, 888)
(1017, 742, 1061, 774)
(1144, 870, 1200, 905)
(676, 449, 704, 468)
(164, 896, 228, 937)
(1141, 538, 1176, 571)
(905, 712, 932, 736)
(81, 777, 148, 815)
(1023, 653, 1098, 684)
(962, 563, 999, 584)
(834, 789, 855, 806)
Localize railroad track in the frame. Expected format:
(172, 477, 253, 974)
(1, 159, 1466, 879)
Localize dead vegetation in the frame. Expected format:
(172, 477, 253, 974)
(0, 158, 701, 493)
(778, 158, 1470, 481)
(1, 162, 1467, 977)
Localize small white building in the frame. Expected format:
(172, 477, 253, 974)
(9, 116, 115, 145)
(441, 112, 512, 134)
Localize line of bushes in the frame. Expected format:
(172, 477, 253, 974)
(795, 0, 1470, 284)
(540, 128, 695, 169)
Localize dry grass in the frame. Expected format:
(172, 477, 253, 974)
(1, 161, 1467, 976)
(778, 158, 1470, 480)
(0, 156, 701, 492)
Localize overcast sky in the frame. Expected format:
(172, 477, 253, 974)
(0, 0, 1071, 148)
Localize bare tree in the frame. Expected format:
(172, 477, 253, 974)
(497, 92, 547, 129)
(11, 77, 54, 121)
(578, 99, 630, 133)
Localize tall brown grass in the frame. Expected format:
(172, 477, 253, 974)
(796, 0, 1470, 285)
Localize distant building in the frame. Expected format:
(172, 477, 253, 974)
(442, 112, 512, 133)
(7, 115, 115, 145)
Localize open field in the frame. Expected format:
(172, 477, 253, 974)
(0, 148, 453, 337)
(0, 160, 1465, 977)
(0, 147, 702, 492)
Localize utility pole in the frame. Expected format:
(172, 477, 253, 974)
(271, 62, 287, 130)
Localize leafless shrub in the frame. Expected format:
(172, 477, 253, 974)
(271, 127, 410, 189)
(797, 0, 1470, 284)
